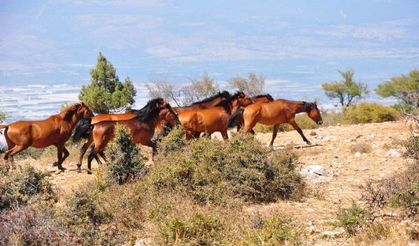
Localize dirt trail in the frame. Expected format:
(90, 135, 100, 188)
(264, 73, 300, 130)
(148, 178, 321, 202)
(9, 121, 411, 244)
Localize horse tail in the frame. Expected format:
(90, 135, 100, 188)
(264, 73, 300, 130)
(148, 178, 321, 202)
(227, 108, 244, 129)
(72, 118, 92, 142)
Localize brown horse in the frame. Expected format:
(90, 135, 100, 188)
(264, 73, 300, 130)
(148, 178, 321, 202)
(86, 90, 231, 134)
(179, 92, 253, 140)
(73, 99, 180, 172)
(84, 98, 178, 173)
(229, 99, 322, 147)
(229, 94, 274, 132)
(0, 103, 93, 170)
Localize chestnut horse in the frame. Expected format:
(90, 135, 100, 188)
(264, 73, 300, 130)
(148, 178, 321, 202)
(179, 92, 253, 140)
(229, 94, 274, 132)
(228, 99, 322, 147)
(84, 98, 178, 173)
(73, 100, 180, 171)
(0, 103, 93, 170)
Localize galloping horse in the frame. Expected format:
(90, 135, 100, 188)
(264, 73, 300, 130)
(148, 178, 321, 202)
(84, 98, 179, 173)
(229, 94, 274, 132)
(73, 99, 180, 171)
(228, 99, 322, 147)
(0, 103, 93, 170)
(179, 92, 253, 140)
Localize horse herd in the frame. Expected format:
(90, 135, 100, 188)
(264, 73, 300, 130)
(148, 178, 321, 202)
(0, 91, 322, 174)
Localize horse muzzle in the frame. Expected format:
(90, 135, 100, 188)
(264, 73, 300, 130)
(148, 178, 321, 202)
(317, 120, 323, 125)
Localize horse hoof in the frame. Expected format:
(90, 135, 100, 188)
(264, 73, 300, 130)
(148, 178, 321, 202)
(306, 141, 312, 145)
(77, 168, 82, 173)
(87, 170, 92, 175)
(52, 162, 58, 167)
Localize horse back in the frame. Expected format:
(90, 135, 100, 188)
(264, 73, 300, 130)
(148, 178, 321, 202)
(91, 112, 137, 125)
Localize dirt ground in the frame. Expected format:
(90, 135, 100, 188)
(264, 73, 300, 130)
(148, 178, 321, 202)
(10, 120, 414, 245)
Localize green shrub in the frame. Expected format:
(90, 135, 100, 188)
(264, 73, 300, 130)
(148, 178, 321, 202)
(240, 215, 305, 245)
(391, 103, 416, 114)
(344, 103, 400, 124)
(0, 165, 54, 211)
(104, 125, 146, 185)
(157, 125, 186, 155)
(151, 133, 303, 204)
(403, 135, 419, 160)
(160, 212, 225, 245)
(337, 202, 371, 235)
(363, 164, 418, 218)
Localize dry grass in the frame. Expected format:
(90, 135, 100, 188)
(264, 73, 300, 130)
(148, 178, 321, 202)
(350, 143, 372, 154)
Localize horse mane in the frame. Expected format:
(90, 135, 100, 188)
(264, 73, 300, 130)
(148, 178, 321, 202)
(214, 91, 244, 114)
(253, 94, 274, 101)
(61, 103, 81, 120)
(191, 91, 231, 105)
(133, 98, 164, 121)
(303, 101, 315, 112)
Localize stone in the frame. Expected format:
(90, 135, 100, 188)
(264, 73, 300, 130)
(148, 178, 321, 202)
(300, 165, 334, 183)
(387, 149, 401, 157)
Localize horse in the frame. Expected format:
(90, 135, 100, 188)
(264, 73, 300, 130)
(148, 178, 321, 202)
(175, 90, 231, 112)
(0, 102, 93, 170)
(228, 94, 274, 132)
(73, 100, 180, 172)
(179, 91, 253, 140)
(228, 99, 322, 147)
(84, 98, 179, 174)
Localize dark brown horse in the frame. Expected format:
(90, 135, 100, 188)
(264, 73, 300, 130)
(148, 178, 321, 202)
(84, 98, 178, 173)
(179, 92, 253, 140)
(174, 90, 231, 112)
(0, 103, 93, 170)
(228, 99, 322, 147)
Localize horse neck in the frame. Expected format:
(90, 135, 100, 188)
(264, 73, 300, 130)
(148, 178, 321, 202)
(293, 101, 308, 114)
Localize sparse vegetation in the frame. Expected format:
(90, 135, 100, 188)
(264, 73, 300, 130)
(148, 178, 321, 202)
(350, 143, 372, 154)
(0, 165, 54, 211)
(337, 202, 371, 235)
(402, 135, 419, 160)
(344, 103, 400, 123)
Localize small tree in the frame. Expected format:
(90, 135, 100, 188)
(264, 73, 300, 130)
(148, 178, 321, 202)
(375, 69, 419, 108)
(0, 111, 5, 123)
(79, 52, 136, 113)
(322, 70, 368, 107)
(105, 125, 145, 185)
(228, 72, 265, 96)
(181, 73, 219, 105)
(145, 79, 182, 106)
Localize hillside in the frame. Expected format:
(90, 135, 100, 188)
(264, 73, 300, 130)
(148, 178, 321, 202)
(7, 120, 416, 245)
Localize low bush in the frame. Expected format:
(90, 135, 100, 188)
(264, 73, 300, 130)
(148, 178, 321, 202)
(402, 135, 419, 160)
(157, 125, 186, 155)
(337, 202, 371, 235)
(159, 212, 225, 245)
(239, 215, 305, 245)
(150, 133, 303, 204)
(350, 143, 372, 154)
(362, 164, 418, 218)
(0, 165, 54, 211)
(104, 125, 146, 185)
(344, 103, 400, 124)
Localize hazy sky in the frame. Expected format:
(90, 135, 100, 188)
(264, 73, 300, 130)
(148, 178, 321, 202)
(1, 0, 419, 101)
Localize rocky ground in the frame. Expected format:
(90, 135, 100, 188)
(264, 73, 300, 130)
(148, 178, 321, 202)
(10, 121, 415, 245)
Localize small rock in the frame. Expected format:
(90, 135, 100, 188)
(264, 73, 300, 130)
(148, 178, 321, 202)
(387, 149, 401, 157)
(310, 131, 317, 136)
(354, 152, 361, 157)
(321, 228, 346, 238)
(300, 165, 334, 183)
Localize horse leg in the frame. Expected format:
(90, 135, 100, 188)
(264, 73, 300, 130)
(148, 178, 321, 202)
(87, 146, 97, 175)
(220, 130, 229, 140)
(144, 140, 157, 159)
(243, 121, 257, 134)
(289, 120, 311, 144)
(269, 124, 280, 148)
(54, 145, 67, 171)
(98, 151, 107, 163)
(77, 137, 93, 173)
(4, 144, 27, 165)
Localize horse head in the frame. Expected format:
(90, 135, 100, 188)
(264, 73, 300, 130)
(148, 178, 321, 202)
(233, 91, 253, 107)
(61, 102, 93, 122)
(79, 102, 94, 119)
(305, 102, 323, 125)
(161, 103, 180, 126)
